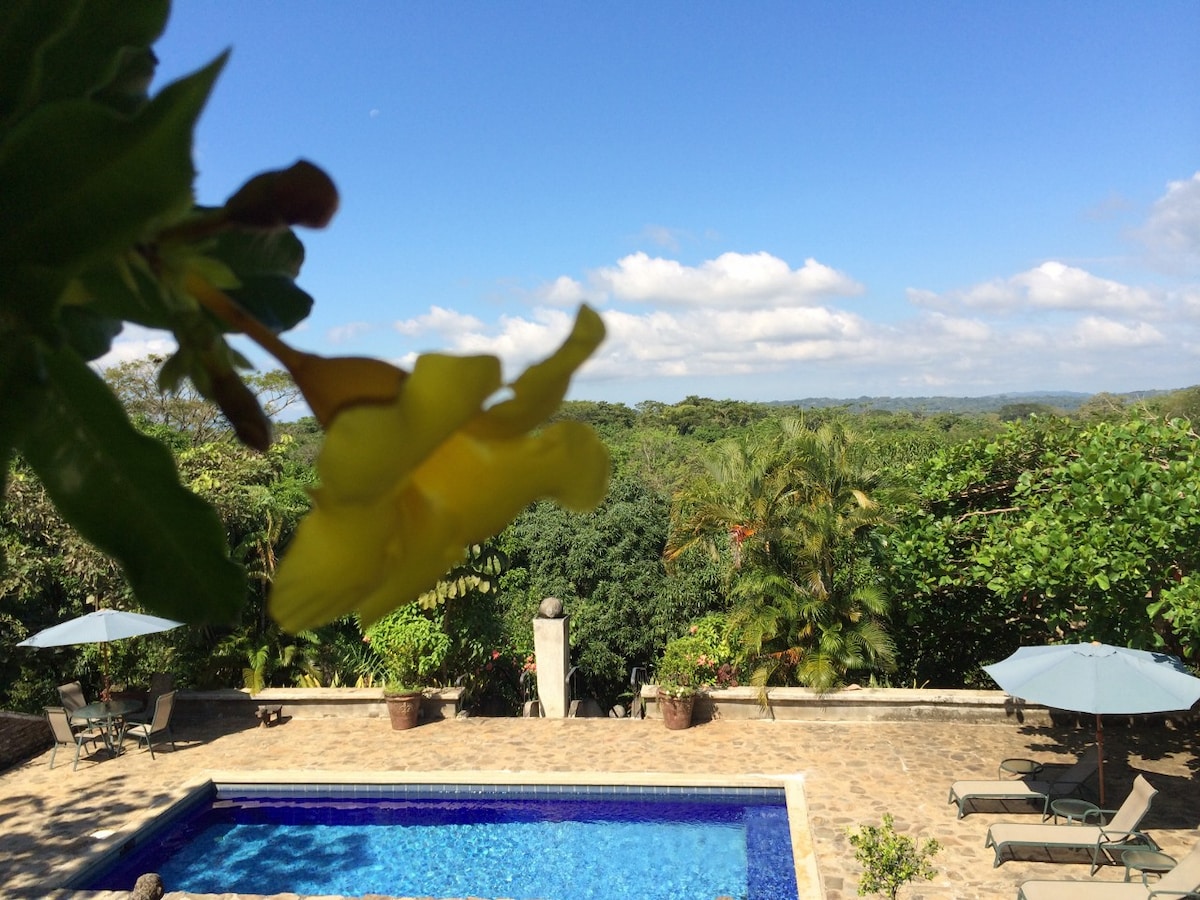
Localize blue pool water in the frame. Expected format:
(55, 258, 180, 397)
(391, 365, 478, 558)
(84, 784, 798, 900)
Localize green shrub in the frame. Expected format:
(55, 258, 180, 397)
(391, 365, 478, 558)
(848, 812, 940, 899)
(656, 613, 743, 695)
(363, 604, 450, 690)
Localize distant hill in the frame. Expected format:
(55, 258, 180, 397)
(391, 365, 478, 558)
(768, 390, 1171, 415)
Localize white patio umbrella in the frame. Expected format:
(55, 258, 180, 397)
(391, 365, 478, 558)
(17, 609, 184, 694)
(983, 642, 1200, 804)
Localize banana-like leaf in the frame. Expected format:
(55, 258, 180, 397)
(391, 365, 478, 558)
(16, 345, 247, 624)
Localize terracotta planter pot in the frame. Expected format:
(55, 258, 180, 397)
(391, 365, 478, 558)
(658, 690, 695, 730)
(384, 692, 423, 730)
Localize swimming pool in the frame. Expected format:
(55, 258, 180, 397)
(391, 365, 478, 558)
(81, 782, 800, 900)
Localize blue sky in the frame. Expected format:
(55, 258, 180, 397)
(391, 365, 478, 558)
(110, 2, 1200, 405)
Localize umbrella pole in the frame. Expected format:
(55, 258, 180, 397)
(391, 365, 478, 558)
(1096, 713, 1105, 807)
(101, 642, 111, 701)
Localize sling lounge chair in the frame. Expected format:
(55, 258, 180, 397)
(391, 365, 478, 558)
(985, 775, 1158, 872)
(1017, 840, 1200, 899)
(948, 746, 1099, 818)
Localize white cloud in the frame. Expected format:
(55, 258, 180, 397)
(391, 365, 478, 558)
(640, 224, 684, 251)
(93, 326, 177, 371)
(535, 275, 589, 306)
(305, 249, 1199, 406)
(394, 306, 485, 338)
(1066, 316, 1164, 349)
(914, 261, 1159, 316)
(591, 251, 863, 308)
(1138, 172, 1200, 272)
(326, 321, 375, 344)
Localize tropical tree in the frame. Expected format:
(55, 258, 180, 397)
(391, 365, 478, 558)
(883, 413, 1200, 685)
(668, 418, 898, 691)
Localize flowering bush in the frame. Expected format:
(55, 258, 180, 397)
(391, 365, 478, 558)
(655, 614, 742, 697)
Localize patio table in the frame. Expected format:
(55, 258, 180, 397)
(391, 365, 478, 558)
(72, 699, 141, 755)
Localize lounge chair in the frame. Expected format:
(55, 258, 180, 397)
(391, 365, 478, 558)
(948, 747, 1099, 818)
(985, 774, 1158, 872)
(123, 690, 177, 759)
(45, 706, 105, 771)
(1017, 840, 1200, 899)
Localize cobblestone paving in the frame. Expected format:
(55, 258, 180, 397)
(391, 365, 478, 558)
(1, 714, 1196, 899)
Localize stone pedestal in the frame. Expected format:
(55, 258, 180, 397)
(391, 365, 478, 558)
(532, 615, 570, 718)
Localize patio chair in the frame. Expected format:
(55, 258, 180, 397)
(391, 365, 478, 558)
(123, 690, 177, 759)
(127, 672, 174, 725)
(948, 746, 1099, 818)
(45, 706, 105, 771)
(57, 681, 87, 715)
(985, 775, 1158, 872)
(1017, 839, 1200, 899)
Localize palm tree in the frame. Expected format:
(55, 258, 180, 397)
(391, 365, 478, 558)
(667, 417, 897, 691)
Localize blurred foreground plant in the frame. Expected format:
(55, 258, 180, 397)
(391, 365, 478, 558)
(0, 1, 607, 630)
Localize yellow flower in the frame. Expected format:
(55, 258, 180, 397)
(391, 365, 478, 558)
(269, 306, 609, 631)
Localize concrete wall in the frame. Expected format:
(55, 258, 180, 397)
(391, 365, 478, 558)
(174, 687, 463, 726)
(640, 686, 1056, 725)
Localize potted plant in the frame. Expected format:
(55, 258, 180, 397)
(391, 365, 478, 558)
(654, 617, 742, 729)
(654, 642, 700, 730)
(364, 605, 451, 730)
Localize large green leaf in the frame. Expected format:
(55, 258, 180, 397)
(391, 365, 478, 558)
(0, 333, 45, 498)
(0, 0, 81, 130)
(0, 53, 226, 273)
(15, 344, 247, 624)
(211, 226, 306, 280)
(209, 228, 314, 332)
(76, 258, 174, 330)
(228, 275, 315, 334)
(35, 0, 168, 107)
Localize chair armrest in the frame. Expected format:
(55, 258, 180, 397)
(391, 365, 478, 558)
(1098, 828, 1156, 848)
(1146, 891, 1199, 900)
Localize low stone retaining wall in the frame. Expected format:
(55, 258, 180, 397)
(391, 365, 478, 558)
(640, 686, 1054, 724)
(174, 687, 463, 727)
(0, 712, 51, 771)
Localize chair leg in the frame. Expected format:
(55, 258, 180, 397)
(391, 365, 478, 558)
(48, 742, 58, 769)
(72, 740, 83, 771)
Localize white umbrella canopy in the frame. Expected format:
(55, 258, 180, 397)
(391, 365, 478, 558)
(17, 608, 184, 695)
(17, 609, 184, 648)
(983, 642, 1200, 804)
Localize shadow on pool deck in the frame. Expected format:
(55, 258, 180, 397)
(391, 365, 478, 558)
(1, 715, 1197, 899)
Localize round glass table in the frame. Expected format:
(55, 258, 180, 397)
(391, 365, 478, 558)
(998, 757, 1043, 779)
(1122, 848, 1176, 884)
(1049, 797, 1100, 825)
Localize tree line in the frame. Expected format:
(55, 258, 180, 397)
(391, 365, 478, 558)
(3, 361, 1199, 714)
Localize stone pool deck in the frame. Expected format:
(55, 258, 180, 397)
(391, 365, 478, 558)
(1, 714, 1197, 899)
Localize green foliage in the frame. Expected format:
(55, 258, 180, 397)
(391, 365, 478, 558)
(656, 614, 742, 696)
(848, 813, 940, 900)
(670, 418, 898, 691)
(365, 604, 451, 690)
(0, 3, 331, 626)
(882, 413, 1200, 680)
(497, 475, 713, 707)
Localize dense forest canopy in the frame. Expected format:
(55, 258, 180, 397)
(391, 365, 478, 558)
(3, 367, 1199, 713)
